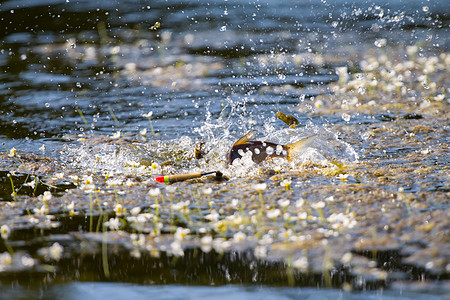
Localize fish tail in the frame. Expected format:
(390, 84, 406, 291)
(285, 135, 315, 160)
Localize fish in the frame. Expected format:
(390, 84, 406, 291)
(227, 130, 315, 164)
(276, 111, 299, 128)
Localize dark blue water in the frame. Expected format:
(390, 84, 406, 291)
(0, 0, 448, 151)
(1, 282, 447, 300)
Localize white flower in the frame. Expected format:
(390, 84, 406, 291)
(205, 210, 219, 222)
(131, 234, 146, 248)
(260, 234, 273, 245)
(1, 225, 11, 240)
(279, 228, 293, 240)
(421, 148, 430, 155)
(139, 128, 147, 137)
(81, 176, 95, 191)
(142, 111, 153, 118)
(21, 255, 35, 268)
(114, 204, 126, 216)
(341, 252, 353, 264)
(230, 199, 239, 209)
(53, 173, 64, 179)
(201, 235, 213, 246)
(165, 185, 177, 193)
(170, 241, 184, 257)
(69, 174, 79, 182)
(278, 199, 290, 208)
(338, 174, 349, 181)
(111, 131, 121, 139)
(266, 209, 281, 219)
(295, 199, 305, 208)
(254, 245, 267, 258)
(311, 201, 326, 210)
(124, 179, 136, 187)
(0, 252, 12, 268)
(67, 201, 75, 211)
(297, 212, 308, 220)
(81, 175, 94, 186)
(281, 179, 291, 189)
(24, 179, 36, 189)
(226, 214, 243, 225)
(202, 187, 213, 195)
(252, 183, 267, 191)
(174, 227, 190, 241)
(131, 207, 141, 215)
(172, 200, 190, 211)
(200, 235, 213, 253)
(106, 178, 122, 187)
(292, 256, 308, 270)
(148, 188, 161, 197)
(48, 242, 63, 261)
(42, 191, 52, 202)
(33, 205, 48, 216)
(325, 196, 335, 202)
(104, 217, 121, 230)
(130, 248, 141, 259)
(213, 238, 231, 253)
(8, 147, 16, 157)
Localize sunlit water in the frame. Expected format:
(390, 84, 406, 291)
(1, 282, 447, 300)
(0, 0, 448, 298)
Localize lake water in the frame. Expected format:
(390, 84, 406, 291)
(0, 0, 448, 298)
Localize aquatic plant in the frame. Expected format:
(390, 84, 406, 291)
(142, 111, 155, 135)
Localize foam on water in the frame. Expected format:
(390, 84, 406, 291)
(60, 102, 359, 181)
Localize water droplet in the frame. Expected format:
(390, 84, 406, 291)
(76, 82, 82, 88)
(276, 145, 284, 155)
(45, 103, 50, 108)
(219, 26, 227, 32)
(374, 38, 387, 48)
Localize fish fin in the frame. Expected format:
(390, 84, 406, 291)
(285, 135, 315, 160)
(233, 130, 256, 146)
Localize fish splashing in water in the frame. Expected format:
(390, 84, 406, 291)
(227, 130, 315, 164)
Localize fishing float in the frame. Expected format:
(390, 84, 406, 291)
(153, 171, 223, 183)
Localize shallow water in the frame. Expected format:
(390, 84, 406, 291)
(1, 282, 448, 300)
(0, 0, 449, 298)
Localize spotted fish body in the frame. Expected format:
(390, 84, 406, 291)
(227, 130, 315, 164)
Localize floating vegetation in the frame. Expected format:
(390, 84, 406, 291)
(0, 99, 448, 292)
